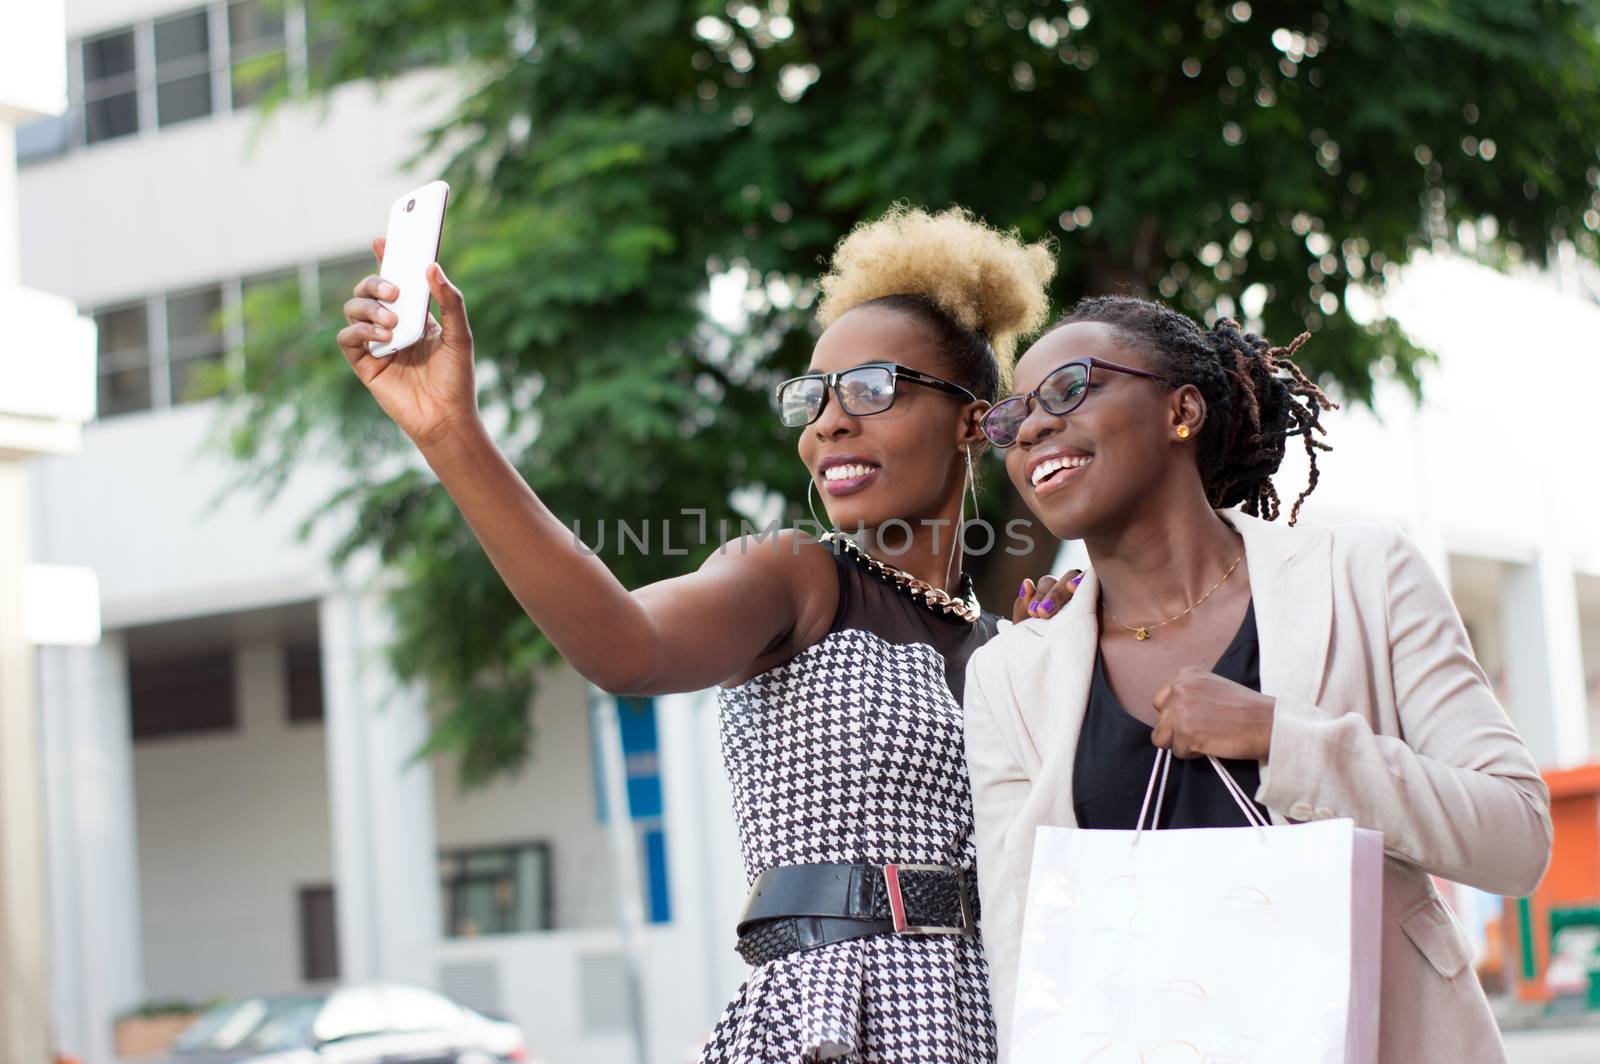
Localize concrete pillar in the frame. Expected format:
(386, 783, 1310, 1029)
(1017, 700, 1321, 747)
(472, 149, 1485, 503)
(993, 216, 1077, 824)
(38, 636, 144, 1064)
(0, 124, 18, 286)
(656, 689, 748, 1030)
(1502, 550, 1589, 768)
(319, 590, 441, 987)
(0, 460, 49, 1064)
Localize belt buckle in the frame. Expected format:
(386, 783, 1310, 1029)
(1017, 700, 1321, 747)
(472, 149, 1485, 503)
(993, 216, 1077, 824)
(882, 863, 973, 936)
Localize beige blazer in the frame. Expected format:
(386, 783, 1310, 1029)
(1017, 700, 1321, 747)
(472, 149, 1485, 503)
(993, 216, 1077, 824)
(964, 510, 1552, 1063)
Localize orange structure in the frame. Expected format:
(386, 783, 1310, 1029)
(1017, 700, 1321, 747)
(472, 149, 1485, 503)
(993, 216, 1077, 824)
(1505, 764, 1600, 1003)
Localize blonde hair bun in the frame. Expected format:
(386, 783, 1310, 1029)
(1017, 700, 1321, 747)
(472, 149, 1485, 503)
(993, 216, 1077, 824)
(815, 203, 1056, 382)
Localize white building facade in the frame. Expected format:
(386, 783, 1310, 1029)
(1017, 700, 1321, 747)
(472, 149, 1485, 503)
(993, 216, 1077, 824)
(14, 2, 1600, 1063)
(17, 3, 751, 1063)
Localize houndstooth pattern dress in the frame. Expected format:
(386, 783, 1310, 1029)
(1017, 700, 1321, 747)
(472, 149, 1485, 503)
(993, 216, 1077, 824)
(699, 539, 1001, 1063)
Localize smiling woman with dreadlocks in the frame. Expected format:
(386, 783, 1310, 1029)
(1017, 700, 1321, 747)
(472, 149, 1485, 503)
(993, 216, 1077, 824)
(965, 295, 1550, 1062)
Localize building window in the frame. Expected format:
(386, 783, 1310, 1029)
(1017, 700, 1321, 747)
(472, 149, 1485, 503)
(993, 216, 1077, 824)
(95, 302, 152, 417)
(228, 0, 288, 108)
(153, 9, 215, 128)
(304, 0, 350, 89)
(90, 252, 365, 420)
(165, 285, 226, 403)
(25, 1, 445, 166)
(129, 651, 238, 740)
(286, 642, 324, 722)
(316, 253, 373, 314)
(240, 268, 302, 332)
(298, 885, 340, 982)
(440, 843, 552, 937)
(82, 28, 141, 144)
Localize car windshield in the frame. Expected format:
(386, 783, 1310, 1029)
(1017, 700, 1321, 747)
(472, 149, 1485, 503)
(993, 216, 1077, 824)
(174, 996, 326, 1054)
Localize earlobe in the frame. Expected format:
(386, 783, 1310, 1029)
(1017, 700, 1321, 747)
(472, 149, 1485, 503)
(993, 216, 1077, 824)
(1172, 385, 1206, 440)
(960, 404, 991, 452)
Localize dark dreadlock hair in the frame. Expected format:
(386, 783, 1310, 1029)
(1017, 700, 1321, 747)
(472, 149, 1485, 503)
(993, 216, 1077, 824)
(1049, 295, 1338, 525)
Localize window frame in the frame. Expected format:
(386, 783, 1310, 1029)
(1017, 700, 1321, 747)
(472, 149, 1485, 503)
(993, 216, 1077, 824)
(227, 0, 290, 109)
(88, 250, 364, 421)
(93, 300, 155, 417)
(152, 6, 217, 129)
(439, 840, 554, 938)
(79, 26, 143, 144)
(163, 283, 228, 405)
(48, 1, 371, 162)
(128, 649, 240, 741)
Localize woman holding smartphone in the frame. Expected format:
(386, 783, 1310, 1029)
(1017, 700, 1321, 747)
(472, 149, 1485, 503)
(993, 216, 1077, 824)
(963, 295, 1551, 1062)
(338, 206, 1055, 1061)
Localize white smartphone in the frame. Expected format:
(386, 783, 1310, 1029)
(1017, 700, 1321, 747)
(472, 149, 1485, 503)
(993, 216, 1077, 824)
(368, 179, 450, 357)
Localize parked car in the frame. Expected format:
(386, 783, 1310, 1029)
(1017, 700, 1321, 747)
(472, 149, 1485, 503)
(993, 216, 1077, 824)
(161, 984, 537, 1064)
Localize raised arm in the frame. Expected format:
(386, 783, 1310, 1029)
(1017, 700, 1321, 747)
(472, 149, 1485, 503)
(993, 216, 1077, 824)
(338, 239, 831, 695)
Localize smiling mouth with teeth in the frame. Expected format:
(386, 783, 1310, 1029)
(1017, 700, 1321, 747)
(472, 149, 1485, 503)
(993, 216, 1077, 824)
(823, 463, 879, 482)
(1030, 455, 1093, 488)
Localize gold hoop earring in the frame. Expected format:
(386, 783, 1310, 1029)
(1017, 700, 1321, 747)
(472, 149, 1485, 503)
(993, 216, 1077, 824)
(965, 447, 981, 526)
(1176, 425, 1191, 440)
(947, 447, 979, 592)
(806, 478, 834, 533)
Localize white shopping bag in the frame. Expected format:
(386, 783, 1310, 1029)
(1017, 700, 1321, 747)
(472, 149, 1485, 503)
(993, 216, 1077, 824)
(1011, 751, 1383, 1064)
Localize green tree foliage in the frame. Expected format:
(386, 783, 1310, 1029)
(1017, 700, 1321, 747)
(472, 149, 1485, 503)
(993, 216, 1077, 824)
(227, 0, 1600, 786)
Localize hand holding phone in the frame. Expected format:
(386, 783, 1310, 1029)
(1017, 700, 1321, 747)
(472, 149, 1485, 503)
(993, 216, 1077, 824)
(369, 179, 450, 357)
(337, 182, 478, 449)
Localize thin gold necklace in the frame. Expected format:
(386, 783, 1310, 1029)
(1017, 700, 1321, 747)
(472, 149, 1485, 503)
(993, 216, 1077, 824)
(1103, 550, 1245, 642)
(821, 532, 981, 623)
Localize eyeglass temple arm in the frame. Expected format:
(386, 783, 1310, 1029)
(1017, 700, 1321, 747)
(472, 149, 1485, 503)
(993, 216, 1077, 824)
(896, 366, 980, 401)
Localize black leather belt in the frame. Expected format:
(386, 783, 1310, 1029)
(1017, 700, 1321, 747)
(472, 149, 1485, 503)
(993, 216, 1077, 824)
(734, 862, 975, 967)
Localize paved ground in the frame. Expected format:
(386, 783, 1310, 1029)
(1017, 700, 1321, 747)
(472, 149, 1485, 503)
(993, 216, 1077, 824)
(1504, 1026, 1600, 1063)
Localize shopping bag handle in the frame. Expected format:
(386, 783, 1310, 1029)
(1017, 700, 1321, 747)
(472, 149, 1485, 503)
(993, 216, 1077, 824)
(1133, 750, 1269, 844)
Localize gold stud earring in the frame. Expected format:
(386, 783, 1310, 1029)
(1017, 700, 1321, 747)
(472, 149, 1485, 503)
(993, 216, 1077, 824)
(1177, 425, 1191, 439)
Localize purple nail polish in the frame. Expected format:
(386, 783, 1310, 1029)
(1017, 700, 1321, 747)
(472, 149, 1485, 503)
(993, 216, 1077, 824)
(1041, 601, 1055, 613)
(1019, 581, 1028, 598)
(1070, 573, 1084, 587)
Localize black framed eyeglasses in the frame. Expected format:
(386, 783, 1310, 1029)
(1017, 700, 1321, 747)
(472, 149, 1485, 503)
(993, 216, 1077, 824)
(980, 357, 1167, 447)
(775, 361, 978, 428)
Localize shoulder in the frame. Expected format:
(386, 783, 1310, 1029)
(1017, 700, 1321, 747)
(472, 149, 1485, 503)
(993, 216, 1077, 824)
(701, 531, 844, 682)
(699, 529, 841, 625)
(1314, 520, 1431, 578)
(1272, 519, 1445, 618)
(1231, 509, 1412, 568)
(1319, 519, 1410, 552)
(699, 528, 837, 580)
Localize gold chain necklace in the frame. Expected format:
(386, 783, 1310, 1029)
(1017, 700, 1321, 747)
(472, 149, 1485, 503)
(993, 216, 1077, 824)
(1103, 550, 1245, 642)
(821, 532, 982, 624)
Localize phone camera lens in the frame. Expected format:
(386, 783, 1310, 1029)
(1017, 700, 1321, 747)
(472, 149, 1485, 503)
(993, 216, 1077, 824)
(405, 199, 416, 212)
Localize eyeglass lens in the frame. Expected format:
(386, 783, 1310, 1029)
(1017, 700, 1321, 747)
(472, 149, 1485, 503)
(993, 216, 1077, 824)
(779, 366, 897, 427)
(982, 362, 1090, 446)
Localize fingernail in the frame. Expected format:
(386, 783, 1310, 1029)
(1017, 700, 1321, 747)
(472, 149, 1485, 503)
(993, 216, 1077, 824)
(376, 329, 390, 339)
(382, 286, 397, 299)
(1041, 601, 1055, 613)
(1070, 573, 1084, 587)
(1018, 581, 1028, 598)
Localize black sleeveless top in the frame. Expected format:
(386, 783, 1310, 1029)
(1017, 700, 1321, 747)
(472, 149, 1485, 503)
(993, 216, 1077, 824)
(1072, 600, 1272, 829)
(818, 536, 1001, 699)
